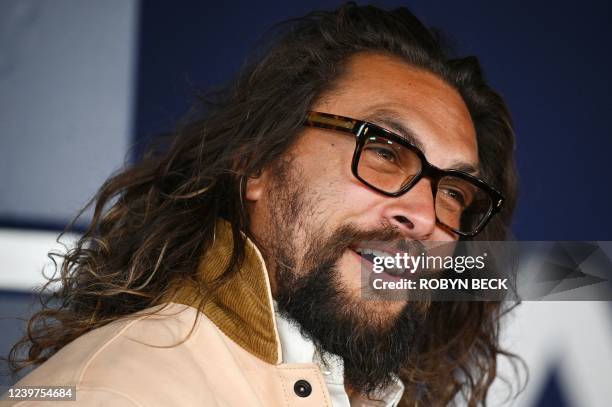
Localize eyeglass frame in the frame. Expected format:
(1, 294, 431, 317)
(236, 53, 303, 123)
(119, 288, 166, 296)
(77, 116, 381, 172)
(303, 111, 505, 238)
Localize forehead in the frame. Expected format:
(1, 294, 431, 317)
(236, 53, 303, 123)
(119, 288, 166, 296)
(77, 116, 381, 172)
(314, 52, 478, 170)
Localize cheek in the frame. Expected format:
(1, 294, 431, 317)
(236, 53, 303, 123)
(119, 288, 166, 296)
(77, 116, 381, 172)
(431, 227, 458, 242)
(297, 145, 382, 225)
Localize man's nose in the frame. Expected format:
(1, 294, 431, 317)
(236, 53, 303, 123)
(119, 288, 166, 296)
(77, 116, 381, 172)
(381, 178, 437, 240)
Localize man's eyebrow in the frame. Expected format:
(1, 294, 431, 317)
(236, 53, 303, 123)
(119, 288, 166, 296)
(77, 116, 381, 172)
(363, 111, 426, 151)
(447, 161, 480, 175)
(363, 109, 480, 175)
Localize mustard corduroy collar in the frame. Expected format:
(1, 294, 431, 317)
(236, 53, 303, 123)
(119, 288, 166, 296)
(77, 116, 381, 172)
(166, 219, 282, 364)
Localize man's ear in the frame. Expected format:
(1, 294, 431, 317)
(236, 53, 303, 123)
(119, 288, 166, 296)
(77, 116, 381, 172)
(245, 170, 267, 202)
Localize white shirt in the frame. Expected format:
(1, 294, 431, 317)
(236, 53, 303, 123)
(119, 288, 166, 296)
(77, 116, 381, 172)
(273, 302, 405, 407)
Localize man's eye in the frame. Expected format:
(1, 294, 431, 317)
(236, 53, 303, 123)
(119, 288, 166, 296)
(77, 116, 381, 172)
(367, 146, 398, 163)
(441, 188, 466, 206)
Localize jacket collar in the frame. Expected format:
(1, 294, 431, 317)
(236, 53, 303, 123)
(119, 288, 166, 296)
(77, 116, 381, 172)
(167, 219, 282, 364)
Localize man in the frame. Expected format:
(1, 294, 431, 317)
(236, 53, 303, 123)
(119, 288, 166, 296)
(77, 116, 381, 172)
(7, 4, 517, 406)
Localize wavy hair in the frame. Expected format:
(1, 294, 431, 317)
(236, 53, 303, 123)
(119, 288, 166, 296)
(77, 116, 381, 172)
(9, 3, 521, 406)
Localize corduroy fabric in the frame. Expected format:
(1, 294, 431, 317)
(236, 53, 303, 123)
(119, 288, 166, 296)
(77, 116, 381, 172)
(165, 219, 282, 365)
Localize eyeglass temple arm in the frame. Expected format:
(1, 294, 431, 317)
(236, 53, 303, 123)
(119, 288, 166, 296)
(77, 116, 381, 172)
(305, 111, 361, 134)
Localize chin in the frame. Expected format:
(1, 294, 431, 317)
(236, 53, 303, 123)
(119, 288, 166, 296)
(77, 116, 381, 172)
(362, 298, 407, 323)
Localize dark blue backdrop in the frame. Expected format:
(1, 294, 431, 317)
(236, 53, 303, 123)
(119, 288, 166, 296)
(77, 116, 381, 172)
(134, 0, 612, 241)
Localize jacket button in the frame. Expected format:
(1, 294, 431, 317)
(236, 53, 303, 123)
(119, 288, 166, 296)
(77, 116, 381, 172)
(293, 379, 312, 397)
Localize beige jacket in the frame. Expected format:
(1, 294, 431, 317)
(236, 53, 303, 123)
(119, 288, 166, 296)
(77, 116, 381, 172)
(3, 221, 400, 406)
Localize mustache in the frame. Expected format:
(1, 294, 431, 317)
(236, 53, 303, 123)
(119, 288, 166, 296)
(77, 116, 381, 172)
(332, 223, 427, 254)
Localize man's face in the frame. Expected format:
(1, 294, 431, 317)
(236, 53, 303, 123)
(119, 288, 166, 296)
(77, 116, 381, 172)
(246, 52, 478, 392)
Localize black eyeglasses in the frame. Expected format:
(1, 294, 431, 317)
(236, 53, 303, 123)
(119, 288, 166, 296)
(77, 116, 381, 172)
(304, 111, 505, 237)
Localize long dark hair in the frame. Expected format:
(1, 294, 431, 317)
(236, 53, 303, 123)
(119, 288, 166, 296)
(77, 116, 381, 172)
(9, 3, 520, 406)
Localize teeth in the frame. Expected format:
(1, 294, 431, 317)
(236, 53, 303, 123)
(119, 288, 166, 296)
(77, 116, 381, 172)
(354, 247, 408, 275)
(355, 248, 394, 257)
(355, 248, 397, 260)
(372, 250, 385, 258)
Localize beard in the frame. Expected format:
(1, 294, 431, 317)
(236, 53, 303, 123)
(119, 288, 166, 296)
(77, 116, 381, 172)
(258, 159, 427, 395)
